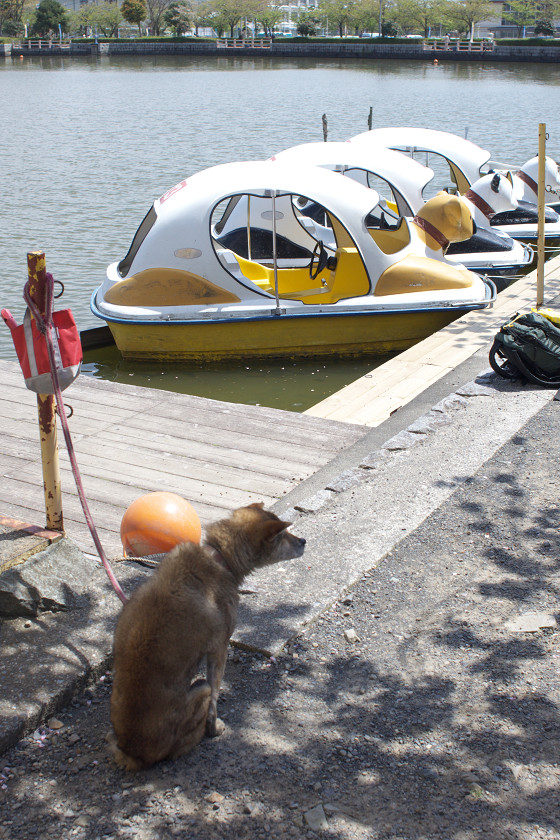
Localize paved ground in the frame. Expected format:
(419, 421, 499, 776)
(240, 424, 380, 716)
(0, 357, 559, 839)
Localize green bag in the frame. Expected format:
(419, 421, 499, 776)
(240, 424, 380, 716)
(489, 310, 560, 388)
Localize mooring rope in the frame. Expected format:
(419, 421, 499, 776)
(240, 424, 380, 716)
(23, 276, 128, 605)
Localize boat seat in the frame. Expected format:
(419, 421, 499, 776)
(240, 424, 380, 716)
(229, 252, 335, 299)
(220, 247, 370, 304)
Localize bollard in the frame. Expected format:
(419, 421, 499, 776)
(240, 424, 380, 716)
(27, 251, 64, 532)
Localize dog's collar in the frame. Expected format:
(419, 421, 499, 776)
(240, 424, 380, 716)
(464, 189, 495, 220)
(517, 169, 538, 196)
(412, 215, 450, 250)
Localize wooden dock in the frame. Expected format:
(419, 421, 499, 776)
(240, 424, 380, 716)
(0, 365, 368, 558)
(306, 253, 560, 426)
(3, 254, 560, 560)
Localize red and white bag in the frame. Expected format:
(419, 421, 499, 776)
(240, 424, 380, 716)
(2, 306, 82, 394)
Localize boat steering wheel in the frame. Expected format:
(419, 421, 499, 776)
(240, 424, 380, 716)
(308, 240, 330, 280)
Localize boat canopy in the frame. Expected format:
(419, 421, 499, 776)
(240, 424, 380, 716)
(271, 142, 433, 216)
(121, 160, 395, 284)
(350, 127, 491, 194)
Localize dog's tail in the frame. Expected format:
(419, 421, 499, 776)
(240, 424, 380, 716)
(106, 730, 146, 772)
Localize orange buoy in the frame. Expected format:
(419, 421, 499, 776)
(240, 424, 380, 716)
(121, 492, 201, 557)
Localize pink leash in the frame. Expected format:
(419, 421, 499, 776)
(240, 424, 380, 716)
(24, 276, 128, 605)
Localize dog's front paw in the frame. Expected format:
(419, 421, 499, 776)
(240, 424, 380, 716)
(206, 717, 225, 738)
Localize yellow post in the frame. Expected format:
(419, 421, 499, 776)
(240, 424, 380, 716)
(536, 123, 546, 308)
(27, 251, 64, 532)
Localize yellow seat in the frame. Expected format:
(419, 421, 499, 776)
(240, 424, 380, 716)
(232, 253, 334, 299)
(231, 246, 370, 305)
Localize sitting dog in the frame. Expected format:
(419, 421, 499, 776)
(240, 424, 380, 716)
(109, 503, 306, 770)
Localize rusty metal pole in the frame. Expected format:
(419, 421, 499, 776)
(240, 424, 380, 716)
(27, 251, 64, 532)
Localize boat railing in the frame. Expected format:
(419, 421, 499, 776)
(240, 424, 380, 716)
(216, 37, 272, 49)
(423, 38, 495, 52)
(12, 39, 72, 49)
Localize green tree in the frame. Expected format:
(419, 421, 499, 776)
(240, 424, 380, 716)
(296, 9, 321, 34)
(1, 0, 36, 35)
(145, 0, 171, 34)
(534, 16, 555, 34)
(250, 0, 282, 34)
(353, 0, 382, 34)
(446, 0, 495, 37)
(191, 0, 214, 33)
(390, 0, 450, 36)
(1, 0, 20, 35)
(209, 0, 248, 37)
(121, 0, 146, 33)
(318, 0, 359, 36)
(31, 0, 69, 35)
(88, 1, 123, 36)
(502, 0, 538, 35)
(73, 1, 97, 34)
(164, 0, 192, 33)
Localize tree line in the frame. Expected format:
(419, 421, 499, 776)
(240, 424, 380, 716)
(1, 0, 558, 40)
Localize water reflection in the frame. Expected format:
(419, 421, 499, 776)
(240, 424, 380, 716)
(82, 344, 390, 412)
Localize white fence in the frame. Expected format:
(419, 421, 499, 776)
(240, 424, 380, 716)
(424, 39, 495, 52)
(216, 38, 272, 49)
(13, 39, 71, 49)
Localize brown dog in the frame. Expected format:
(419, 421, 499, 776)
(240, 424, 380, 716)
(109, 503, 306, 770)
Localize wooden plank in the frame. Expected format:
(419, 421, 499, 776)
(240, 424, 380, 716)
(72, 375, 367, 443)
(53, 441, 299, 497)
(77, 429, 315, 478)
(307, 256, 560, 426)
(10, 453, 281, 512)
(104, 414, 342, 462)
(1, 361, 367, 451)
(0, 359, 366, 555)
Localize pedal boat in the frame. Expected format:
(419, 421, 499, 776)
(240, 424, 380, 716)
(91, 161, 496, 362)
(350, 127, 560, 246)
(269, 141, 532, 281)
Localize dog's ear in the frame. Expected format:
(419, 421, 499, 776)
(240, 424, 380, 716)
(506, 171, 514, 186)
(247, 502, 265, 510)
(259, 519, 289, 541)
(491, 173, 500, 193)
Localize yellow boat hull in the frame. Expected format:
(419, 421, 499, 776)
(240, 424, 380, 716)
(106, 309, 466, 362)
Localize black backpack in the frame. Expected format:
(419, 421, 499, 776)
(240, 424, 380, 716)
(489, 310, 560, 388)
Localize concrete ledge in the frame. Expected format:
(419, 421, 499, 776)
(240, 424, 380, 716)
(5, 40, 560, 63)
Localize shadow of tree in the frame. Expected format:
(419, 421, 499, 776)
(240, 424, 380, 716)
(1, 403, 560, 839)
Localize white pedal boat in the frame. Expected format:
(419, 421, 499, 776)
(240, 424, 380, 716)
(91, 160, 495, 362)
(268, 141, 532, 281)
(350, 127, 560, 245)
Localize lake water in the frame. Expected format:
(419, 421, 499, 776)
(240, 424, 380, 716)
(1, 55, 559, 409)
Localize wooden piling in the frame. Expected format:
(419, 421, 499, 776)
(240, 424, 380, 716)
(536, 123, 546, 308)
(26, 251, 64, 532)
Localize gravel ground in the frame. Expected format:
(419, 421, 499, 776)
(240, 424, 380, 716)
(1, 402, 559, 840)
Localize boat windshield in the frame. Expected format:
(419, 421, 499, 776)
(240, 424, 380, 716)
(407, 152, 472, 199)
(117, 206, 157, 278)
(211, 192, 338, 264)
(343, 169, 413, 217)
(210, 191, 370, 304)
